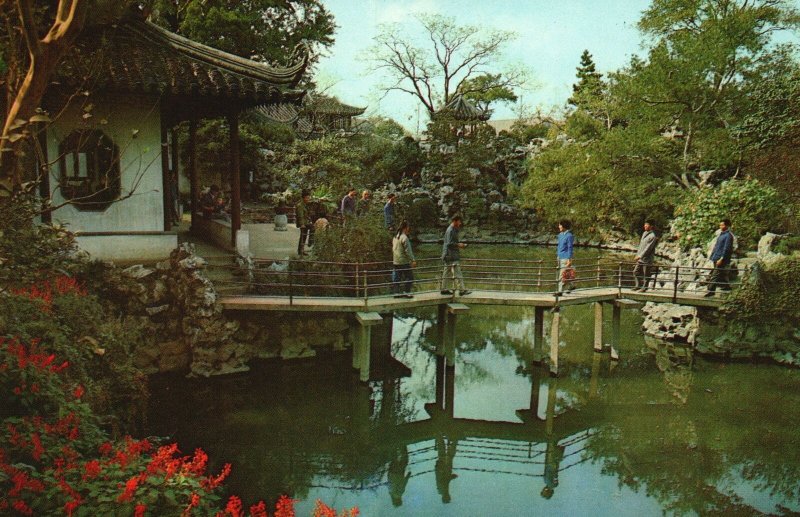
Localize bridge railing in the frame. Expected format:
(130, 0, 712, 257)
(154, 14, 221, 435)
(208, 254, 741, 301)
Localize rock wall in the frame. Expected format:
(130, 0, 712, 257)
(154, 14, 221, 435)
(97, 244, 354, 377)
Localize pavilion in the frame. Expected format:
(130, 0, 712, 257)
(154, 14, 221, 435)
(40, 9, 308, 261)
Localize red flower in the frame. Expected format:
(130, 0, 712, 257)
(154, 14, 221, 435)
(64, 499, 81, 517)
(30, 433, 44, 461)
(182, 492, 201, 516)
(83, 459, 101, 480)
(275, 495, 298, 517)
(12, 499, 33, 516)
(98, 441, 114, 456)
(202, 463, 231, 491)
(249, 501, 268, 517)
(224, 496, 243, 517)
(72, 385, 84, 399)
(134, 503, 147, 517)
(118, 474, 144, 502)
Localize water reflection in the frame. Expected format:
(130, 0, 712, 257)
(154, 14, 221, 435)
(148, 304, 800, 516)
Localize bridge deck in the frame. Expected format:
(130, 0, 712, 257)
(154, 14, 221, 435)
(220, 287, 723, 312)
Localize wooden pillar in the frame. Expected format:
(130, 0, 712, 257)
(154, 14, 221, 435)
(611, 304, 621, 361)
(351, 325, 360, 370)
(549, 308, 560, 376)
(446, 304, 469, 367)
(160, 110, 172, 231)
(188, 118, 198, 231)
(593, 302, 604, 352)
(228, 111, 241, 247)
(533, 307, 545, 364)
(170, 127, 180, 223)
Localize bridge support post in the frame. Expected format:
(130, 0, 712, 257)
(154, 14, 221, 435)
(436, 304, 447, 356)
(533, 307, 545, 364)
(445, 304, 469, 367)
(355, 312, 383, 383)
(549, 308, 560, 376)
(611, 304, 621, 361)
(593, 302, 604, 352)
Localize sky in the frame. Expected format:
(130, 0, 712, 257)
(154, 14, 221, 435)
(314, 0, 656, 133)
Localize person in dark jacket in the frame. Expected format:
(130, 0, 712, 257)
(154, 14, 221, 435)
(440, 215, 470, 295)
(705, 218, 735, 297)
(384, 193, 397, 231)
(633, 220, 659, 291)
(340, 188, 357, 219)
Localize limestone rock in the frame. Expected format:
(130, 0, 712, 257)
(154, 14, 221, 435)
(123, 264, 155, 280)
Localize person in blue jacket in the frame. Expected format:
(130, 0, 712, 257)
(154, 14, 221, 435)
(705, 218, 735, 297)
(556, 219, 575, 294)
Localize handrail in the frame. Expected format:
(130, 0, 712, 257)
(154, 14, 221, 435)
(205, 255, 742, 300)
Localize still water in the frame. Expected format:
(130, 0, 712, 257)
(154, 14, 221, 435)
(148, 246, 800, 516)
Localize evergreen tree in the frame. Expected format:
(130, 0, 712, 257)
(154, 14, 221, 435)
(568, 50, 603, 109)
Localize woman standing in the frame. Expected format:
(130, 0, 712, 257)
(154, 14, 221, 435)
(392, 220, 416, 298)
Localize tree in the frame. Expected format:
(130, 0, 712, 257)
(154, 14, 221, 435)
(459, 73, 518, 112)
(149, 0, 335, 77)
(624, 0, 800, 185)
(368, 13, 526, 117)
(568, 50, 603, 109)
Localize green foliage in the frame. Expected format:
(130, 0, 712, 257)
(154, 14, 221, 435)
(721, 256, 800, 324)
(405, 197, 439, 231)
(0, 190, 78, 288)
(568, 50, 604, 110)
(271, 137, 368, 196)
(671, 179, 786, 249)
(564, 110, 604, 141)
(521, 126, 680, 235)
(771, 235, 800, 255)
(460, 73, 519, 111)
(312, 214, 392, 265)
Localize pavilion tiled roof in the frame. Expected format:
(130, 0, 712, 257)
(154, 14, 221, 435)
(56, 14, 308, 107)
(436, 94, 491, 121)
(304, 95, 366, 116)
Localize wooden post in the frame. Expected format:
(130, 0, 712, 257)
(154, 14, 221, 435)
(593, 302, 603, 352)
(611, 304, 621, 360)
(188, 118, 198, 231)
(228, 111, 241, 247)
(170, 127, 179, 222)
(596, 256, 601, 287)
(533, 306, 545, 363)
(160, 111, 172, 231)
(549, 308, 560, 376)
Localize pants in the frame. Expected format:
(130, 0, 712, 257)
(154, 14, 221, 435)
(558, 259, 574, 292)
(707, 263, 731, 292)
(440, 261, 465, 292)
(633, 261, 654, 289)
(392, 264, 414, 293)
(298, 226, 310, 254)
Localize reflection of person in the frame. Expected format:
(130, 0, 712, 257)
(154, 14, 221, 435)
(556, 219, 575, 294)
(392, 220, 416, 298)
(633, 219, 659, 291)
(296, 189, 312, 256)
(705, 218, 735, 297)
(435, 436, 458, 503)
(387, 446, 411, 507)
(440, 215, 470, 296)
(541, 378, 565, 499)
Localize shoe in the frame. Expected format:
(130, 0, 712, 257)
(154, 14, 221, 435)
(703, 291, 715, 298)
(554, 291, 563, 296)
(632, 287, 642, 292)
(402, 294, 414, 298)
(459, 290, 472, 296)
(440, 290, 453, 295)
(393, 294, 404, 298)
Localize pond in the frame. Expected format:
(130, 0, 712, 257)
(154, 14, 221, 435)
(148, 245, 800, 516)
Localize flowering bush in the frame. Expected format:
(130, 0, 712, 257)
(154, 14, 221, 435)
(0, 337, 358, 517)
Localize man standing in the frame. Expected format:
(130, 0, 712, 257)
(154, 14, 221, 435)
(440, 215, 470, 296)
(705, 218, 734, 297)
(633, 219, 659, 291)
(384, 193, 397, 231)
(340, 188, 357, 219)
(356, 190, 371, 216)
(295, 189, 312, 256)
(392, 220, 416, 298)
(556, 220, 575, 294)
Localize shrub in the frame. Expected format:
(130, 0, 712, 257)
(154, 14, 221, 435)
(405, 197, 439, 231)
(721, 256, 800, 324)
(312, 214, 392, 265)
(671, 179, 787, 250)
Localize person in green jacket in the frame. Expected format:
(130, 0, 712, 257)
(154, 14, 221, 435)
(392, 220, 417, 298)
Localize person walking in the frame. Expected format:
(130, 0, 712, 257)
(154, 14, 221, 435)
(295, 189, 312, 256)
(633, 219, 659, 291)
(356, 190, 371, 216)
(705, 218, 735, 297)
(392, 220, 416, 298)
(340, 188, 357, 219)
(384, 193, 397, 231)
(556, 220, 575, 294)
(440, 215, 470, 296)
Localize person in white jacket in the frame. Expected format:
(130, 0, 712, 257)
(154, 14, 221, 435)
(392, 220, 417, 298)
